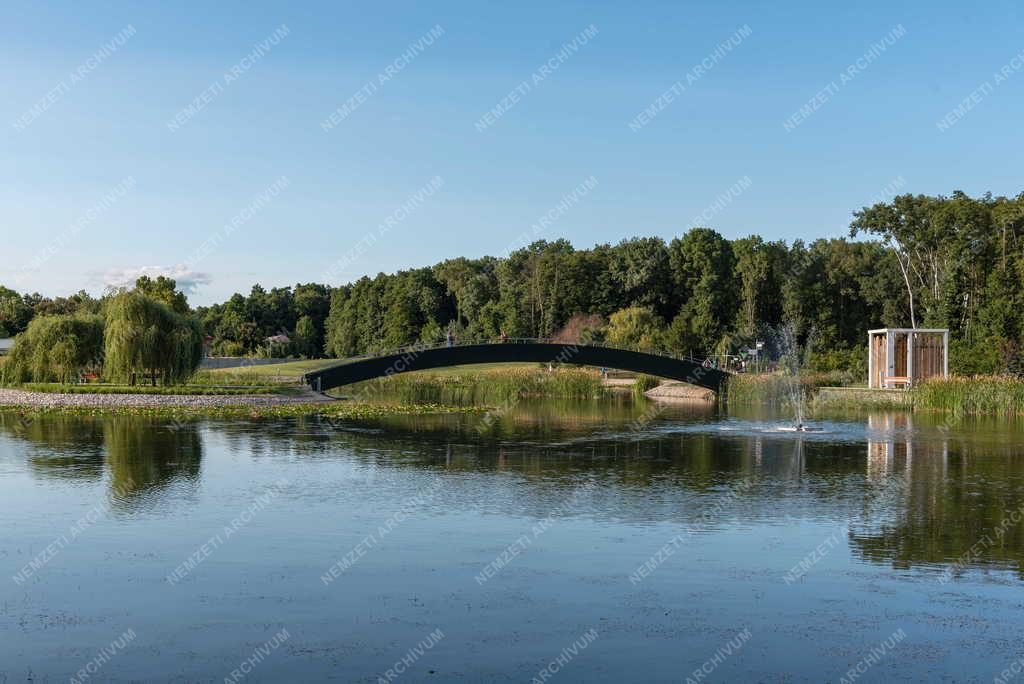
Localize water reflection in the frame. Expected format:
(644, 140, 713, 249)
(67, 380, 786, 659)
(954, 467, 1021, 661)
(853, 412, 1024, 575)
(103, 419, 202, 508)
(0, 412, 106, 481)
(2, 402, 1024, 577)
(0, 413, 203, 509)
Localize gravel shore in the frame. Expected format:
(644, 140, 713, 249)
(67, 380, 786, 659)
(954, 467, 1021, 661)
(0, 388, 330, 409)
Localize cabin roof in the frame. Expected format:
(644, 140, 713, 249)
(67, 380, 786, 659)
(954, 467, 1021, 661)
(868, 328, 949, 334)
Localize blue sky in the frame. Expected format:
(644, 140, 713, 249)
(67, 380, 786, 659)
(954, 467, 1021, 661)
(2, 0, 1021, 305)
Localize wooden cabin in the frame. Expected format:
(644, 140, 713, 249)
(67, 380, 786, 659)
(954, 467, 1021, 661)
(868, 328, 949, 389)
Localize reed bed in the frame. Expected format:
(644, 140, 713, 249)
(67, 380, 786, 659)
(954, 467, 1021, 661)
(810, 388, 913, 411)
(632, 374, 661, 398)
(912, 376, 1024, 415)
(724, 373, 841, 405)
(345, 367, 606, 405)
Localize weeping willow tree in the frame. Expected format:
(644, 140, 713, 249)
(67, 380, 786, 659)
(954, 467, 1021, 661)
(104, 292, 203, 386)
(1, 314, 104, 383)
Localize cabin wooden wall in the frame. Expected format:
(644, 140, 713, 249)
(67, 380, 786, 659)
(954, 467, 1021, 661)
(870, 333, 887, 388)
(912, 332, 945, 383)
(894, 333, 909, 376)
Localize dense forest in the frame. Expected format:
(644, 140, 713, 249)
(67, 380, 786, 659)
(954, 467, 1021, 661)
(2, 190, 1023, 376)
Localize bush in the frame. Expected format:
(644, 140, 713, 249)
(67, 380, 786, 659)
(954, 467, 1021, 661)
(215, 340, 247, 357)
(807, 346, 867, 377)
(950, 338, 1002, 376)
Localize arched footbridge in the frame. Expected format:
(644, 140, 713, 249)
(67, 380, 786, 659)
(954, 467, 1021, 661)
(302, 340, 731, 393)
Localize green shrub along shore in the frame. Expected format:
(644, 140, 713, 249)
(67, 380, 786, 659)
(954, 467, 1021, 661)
(727, 374, 1024, 416)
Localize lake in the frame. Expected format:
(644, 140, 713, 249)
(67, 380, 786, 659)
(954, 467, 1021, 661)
(2, 399, 1024, 682)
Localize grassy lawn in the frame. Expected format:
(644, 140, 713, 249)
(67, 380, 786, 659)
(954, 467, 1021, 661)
(202, 359, 340, 380)
(202, 360, 542, 385)
(389, 362, 540, 378)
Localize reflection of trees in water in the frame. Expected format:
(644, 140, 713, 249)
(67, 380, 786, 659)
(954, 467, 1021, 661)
(851, 412, 1024, 576)
(0, 412, 202, 506)
(7, 405, 1024, 574)
(1, 412, 106, 480)
(104, 418, 202, 507)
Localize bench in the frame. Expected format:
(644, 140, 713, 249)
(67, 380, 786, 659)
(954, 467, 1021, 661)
(883, 376, 912, 389)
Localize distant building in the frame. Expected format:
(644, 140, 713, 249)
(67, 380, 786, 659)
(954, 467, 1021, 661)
(265, 334, 290, 346)
(0, 338, 14, 356)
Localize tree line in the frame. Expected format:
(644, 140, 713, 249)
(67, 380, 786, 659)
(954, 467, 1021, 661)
(2, 190, 1023, 382)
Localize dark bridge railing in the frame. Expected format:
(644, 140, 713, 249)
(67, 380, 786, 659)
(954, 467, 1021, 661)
(303, 338, 731, 393)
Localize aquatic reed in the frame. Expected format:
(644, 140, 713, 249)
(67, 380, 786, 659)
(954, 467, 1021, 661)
(344, 367, 605, 405)
(912, 376, 1024, 415)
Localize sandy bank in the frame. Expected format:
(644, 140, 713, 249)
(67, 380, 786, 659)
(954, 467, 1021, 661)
(643, 382, 715, 401)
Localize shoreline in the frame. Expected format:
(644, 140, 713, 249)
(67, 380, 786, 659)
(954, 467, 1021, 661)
(0, 387, 326, 409)
(0, 387, 487, 420)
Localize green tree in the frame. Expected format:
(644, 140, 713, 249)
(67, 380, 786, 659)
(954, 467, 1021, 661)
(293, 283, 330, 353)
(293, 315, 318, 358)
(731, 236, 787, 337)
(323, 286, 351, 357)
(607, 237, 671, 318)
(1, 314, 104, 383)
(104, 292, 203, 385)
(133, 276, 190, 314)
(0, 286, 34, 335)
(666, 228, 737, 351)
(605, 306, 664, 349)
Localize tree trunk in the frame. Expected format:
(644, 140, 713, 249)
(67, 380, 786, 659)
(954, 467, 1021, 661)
(894, 245, 917, 328)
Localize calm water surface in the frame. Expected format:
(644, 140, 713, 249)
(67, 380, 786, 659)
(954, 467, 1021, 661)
(2, 400, 1024, 682)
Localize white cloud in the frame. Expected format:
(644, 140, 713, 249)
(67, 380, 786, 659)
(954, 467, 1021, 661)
(102, 265, 211, 293)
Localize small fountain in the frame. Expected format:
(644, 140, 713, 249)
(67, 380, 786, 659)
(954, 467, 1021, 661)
(774, 324, 821, 433)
